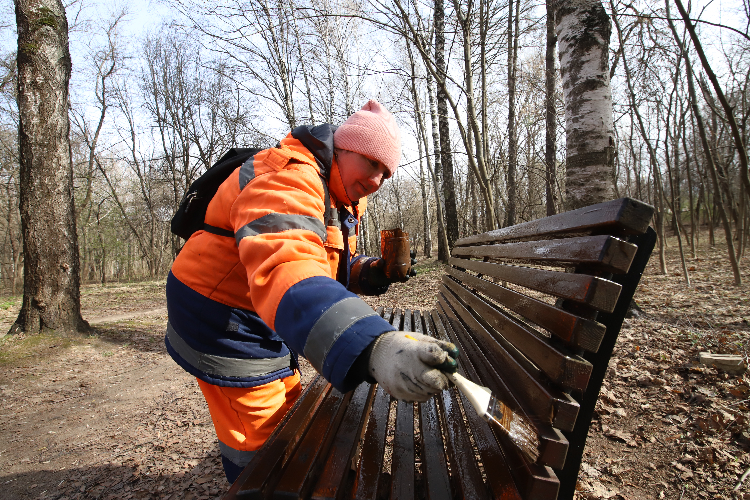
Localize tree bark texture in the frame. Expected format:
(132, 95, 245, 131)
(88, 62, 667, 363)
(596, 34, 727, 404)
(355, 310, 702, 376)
(434, 0, 459, 248)
(553, 0, 616, 210)
(545, 3, 558, 216)
(13, 0, 87, 334)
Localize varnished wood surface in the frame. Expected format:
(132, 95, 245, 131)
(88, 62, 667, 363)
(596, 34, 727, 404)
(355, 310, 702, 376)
(454, 197, 654, 246)
(446, 267, 607, 352)
(452, 235, 638, 273)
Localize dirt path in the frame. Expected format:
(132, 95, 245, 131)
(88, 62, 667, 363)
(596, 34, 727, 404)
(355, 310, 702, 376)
(0, 239, 748, 500)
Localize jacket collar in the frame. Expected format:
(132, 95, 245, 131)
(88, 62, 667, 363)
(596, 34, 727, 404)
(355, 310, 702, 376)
(290, 124, 337, 178)
(290, 123, 358, 208)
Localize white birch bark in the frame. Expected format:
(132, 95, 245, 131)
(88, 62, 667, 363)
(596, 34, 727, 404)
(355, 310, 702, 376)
(554, 0, 616, 209)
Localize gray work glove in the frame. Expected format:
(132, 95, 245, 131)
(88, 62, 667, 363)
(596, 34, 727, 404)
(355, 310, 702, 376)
(368, 331, 459, 402)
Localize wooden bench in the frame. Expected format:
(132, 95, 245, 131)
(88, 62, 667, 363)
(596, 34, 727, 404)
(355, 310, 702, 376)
(223, 197, 656, 500)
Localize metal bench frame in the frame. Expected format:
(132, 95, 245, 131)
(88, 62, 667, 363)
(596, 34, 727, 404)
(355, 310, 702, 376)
(224, 197, 656, 500)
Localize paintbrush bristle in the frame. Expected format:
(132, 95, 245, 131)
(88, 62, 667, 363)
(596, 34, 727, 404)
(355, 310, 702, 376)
(486, 396, 541, 463)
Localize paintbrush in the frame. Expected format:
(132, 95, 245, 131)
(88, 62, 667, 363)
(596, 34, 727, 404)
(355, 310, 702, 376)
(403, 333, 541, 462)
(447, 372, 541, 463)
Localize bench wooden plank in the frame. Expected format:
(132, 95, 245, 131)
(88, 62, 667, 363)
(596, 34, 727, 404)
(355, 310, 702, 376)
(273, 388, 351, 499)
(310, 383, 373, 500)
(447, 267, 607, 352)
(427, 310, 552, 494)
(351, 384, 391, 500)
(438, 387, 490, 499)
(430, 308, 569, 470)
(419, 396, 453, 500)
(234, 376, 330, 499)
(452, 235, 638, 273)
(438, 287, 580, 432)
(443, 276, 593, 392)
(455, 197, 653, 246)
(431, 309, 562, 499)
(390, 399, 415, 499)
(449, 257, 622, 313)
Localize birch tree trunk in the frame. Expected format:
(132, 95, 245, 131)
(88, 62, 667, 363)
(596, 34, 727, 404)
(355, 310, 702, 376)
(553, 0, 616, 210)
(12, 0, 88, 335)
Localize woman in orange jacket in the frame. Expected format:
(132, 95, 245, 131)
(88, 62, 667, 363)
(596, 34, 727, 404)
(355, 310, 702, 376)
(165, 100, 457, 483)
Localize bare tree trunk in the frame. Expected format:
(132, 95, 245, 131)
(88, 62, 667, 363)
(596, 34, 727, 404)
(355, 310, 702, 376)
(434, 0, 459, 248)
(425, 70, 449, 262)
(664, 78, 691, 286)
(553, 0, 616, 210)
(545, 3, 558, 216)
(681, 107, 698, 258)
(403, 34, 433, 257)
(612, 4, 667, 273)
(12, 0, 88, 335)
(506, 0, 518, 225)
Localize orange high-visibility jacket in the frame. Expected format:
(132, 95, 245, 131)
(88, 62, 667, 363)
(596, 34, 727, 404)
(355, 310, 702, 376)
(166, 124, 394, 391)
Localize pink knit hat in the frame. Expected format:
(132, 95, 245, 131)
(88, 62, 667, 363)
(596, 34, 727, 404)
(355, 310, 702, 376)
(334, 100, 401, 175)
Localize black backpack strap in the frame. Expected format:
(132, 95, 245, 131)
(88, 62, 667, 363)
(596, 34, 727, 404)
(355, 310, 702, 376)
(204, 223, 235, 238)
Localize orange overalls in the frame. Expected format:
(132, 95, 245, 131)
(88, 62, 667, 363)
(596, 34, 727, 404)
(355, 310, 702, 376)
(165, 124, 394, 481)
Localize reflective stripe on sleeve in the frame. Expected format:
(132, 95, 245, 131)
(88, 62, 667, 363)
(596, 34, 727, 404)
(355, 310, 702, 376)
(239, 156, 256, 190)
(303, 297, 378, 373)
(219, 440, 257, 467)
(166, 322, 290, 378)
(234, 213, 327, 246)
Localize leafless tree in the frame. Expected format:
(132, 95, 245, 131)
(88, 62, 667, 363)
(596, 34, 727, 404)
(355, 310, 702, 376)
(12, 0, 87, 334)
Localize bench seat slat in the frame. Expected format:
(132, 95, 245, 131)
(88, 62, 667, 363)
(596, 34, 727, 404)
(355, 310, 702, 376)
(390, 400, 415, 499)
(430, 309, 569, 471)
(310, 383, 373, 500)
(351, 384, 391, 500)
(443, 276, 594, 392)
(452, 235, 638, 273)
(419, 397, 453, 500)
(235, 376, 331, 499)
(454, 197, 653, 247)
(273, 388, 351, 499)
(432, 309, 563, 498)
(449, 257, 622, 313)
(438, 289, 579, 432)
(423, 312, 524, 499)
(438, 387, 491, 499)
(447, 267, 606, 352)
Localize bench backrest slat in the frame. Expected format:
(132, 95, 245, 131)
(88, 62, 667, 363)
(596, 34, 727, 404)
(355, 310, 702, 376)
(452, 235, 638, 273)
(449, 257, 623, 312)
(443, 275, 593, 392)
(454, 197, 653, 246)
(446, 267, 607, 352)
(439, 287, 580, 431)
(431, 308, 563, 499)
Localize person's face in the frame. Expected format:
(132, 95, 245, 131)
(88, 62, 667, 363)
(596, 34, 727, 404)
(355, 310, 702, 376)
(336, 149, 392, 201)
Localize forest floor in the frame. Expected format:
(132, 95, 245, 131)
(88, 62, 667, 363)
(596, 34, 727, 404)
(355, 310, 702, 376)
(0, 232, 749, 500)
